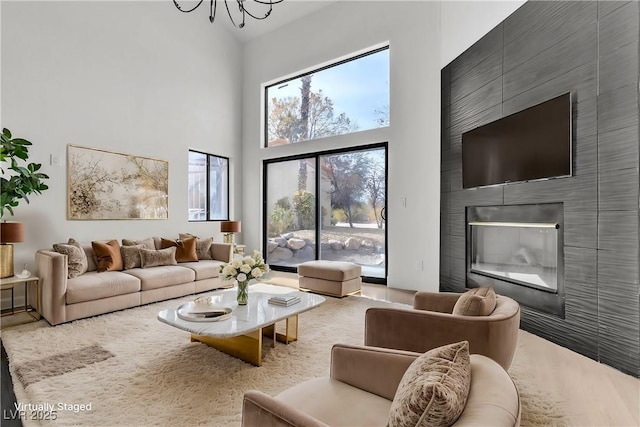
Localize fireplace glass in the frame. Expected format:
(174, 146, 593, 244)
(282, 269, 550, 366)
(469, 222, 558, 292)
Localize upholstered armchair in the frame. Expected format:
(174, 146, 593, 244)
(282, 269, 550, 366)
(242, 344, 521, 427)
(365, 291, 521, 370)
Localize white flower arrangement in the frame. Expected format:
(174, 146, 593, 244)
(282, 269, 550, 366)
(219, 250, 270, 283)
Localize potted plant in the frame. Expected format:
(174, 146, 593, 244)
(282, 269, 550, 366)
(0, 128, 49, 277)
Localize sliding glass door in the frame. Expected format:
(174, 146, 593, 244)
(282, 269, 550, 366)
(319, 147, 386, 279)
(265, 157, 317, 268)
(264, 144, 387, 282)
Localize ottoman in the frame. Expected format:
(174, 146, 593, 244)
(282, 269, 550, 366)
(298, 260, 362, 297)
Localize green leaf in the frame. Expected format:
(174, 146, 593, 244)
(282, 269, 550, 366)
(1, 128, 49, 217)
(12, 138, 32, 146)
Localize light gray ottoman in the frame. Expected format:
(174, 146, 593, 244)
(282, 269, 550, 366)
(298, 260, 362, 297)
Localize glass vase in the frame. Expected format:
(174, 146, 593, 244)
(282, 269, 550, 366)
(237, 280, 249, 305)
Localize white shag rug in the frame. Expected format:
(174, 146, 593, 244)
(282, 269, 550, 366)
(2, 293, 567, 426)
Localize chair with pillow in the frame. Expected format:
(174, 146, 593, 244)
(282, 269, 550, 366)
(365, 287, 520, 370)
(242, 341, 521, 427)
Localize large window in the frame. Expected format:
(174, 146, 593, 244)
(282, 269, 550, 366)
(188, 150, 229, 221)
(264, 144, 387, 281)
(265, 46, 389, 147)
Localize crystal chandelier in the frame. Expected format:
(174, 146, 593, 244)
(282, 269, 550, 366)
(173, 0, 284, 28)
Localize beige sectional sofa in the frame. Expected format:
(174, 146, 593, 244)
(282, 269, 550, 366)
(36, 237, 233, 326)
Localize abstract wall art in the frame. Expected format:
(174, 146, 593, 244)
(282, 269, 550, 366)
(67, 145, 169, 220)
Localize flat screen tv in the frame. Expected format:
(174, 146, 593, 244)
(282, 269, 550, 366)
(462, 92, 572, 189)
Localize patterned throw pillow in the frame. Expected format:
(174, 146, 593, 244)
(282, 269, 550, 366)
(53, 238, 88, 279)
(121, 238, 156, 250)
(452, 286, 497, 316)
(139, 247, 177, 268)
(387, 341, 471, 427)
(160, 237, 198, 263)
(178, 233, 213, 260)
(91, 240, 124, 272)
(120, 244, 145, 270)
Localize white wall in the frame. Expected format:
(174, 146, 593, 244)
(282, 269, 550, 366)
(242, 1, 442, 291)
(1, 1, 243, 276)
(440, 0, 526, 67)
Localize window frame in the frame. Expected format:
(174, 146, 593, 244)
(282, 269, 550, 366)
(263, 45, 390, 148)
(188, 149, 230, 222)
(262, 142, 388, 285)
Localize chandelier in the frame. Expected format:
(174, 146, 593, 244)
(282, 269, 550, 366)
(173, 0, 284, 28)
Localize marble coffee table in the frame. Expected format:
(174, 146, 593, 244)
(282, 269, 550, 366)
(157, 283, 325, 366)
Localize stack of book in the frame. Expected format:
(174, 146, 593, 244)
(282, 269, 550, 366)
(268, 294, 301, 307)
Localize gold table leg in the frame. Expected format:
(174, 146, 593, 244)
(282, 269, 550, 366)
(191, 329, 263, 366)
(276, 315, 298, 344)
(189, 315, 300, 366)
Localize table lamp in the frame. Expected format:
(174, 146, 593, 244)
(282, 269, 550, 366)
(1, 222, 25, 278)
(220, 221, 241, 246)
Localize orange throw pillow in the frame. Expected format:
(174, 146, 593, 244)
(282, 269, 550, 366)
(160, 237, 198, 263)
(91, 240, 124, 272)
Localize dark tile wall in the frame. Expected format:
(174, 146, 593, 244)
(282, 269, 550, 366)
(440, 1, 640, 376)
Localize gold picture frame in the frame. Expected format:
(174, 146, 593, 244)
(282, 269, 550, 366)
(67, 145, 169, 220)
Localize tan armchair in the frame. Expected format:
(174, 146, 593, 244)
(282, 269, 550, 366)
(365, 292, 521, 370)
(242, 344, 521, 426)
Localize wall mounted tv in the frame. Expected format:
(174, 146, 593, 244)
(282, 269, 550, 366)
(462, 92, 572, 189)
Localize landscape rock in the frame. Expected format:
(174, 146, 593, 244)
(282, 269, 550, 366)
(268, 247, 293, 262)
(287, 238, 306, 250)
(329, 239, 343, 251)
(274, 237, 287, 247)
(344, 237, 361, 251)
(267, 240, 278, 253)
(294, 246, 314, 260)
(281, 232, 294, 240)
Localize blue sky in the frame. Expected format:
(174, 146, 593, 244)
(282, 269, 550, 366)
(267, 49, 389, 131)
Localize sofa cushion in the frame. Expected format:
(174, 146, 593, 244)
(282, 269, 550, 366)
(179, 260, 223, 280)
(92, 240, 124, 272)
(66, 271, 141, 304)
(122, 237, 156, 250)
(124, 265, 196, 291)
(387, 341, 471, 427)
(140, 247, 177, 268)
(161, 238, 198, 263)
(53, 238, 87, 279)
(276, 377, 392, 426)
(121, 244, 144, 270)
(81, 244, 98, 272)
(452, 287, 497, 316)
(179, 233, 213, 260)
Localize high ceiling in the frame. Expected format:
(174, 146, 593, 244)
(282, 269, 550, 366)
(216, 0, 335, 42)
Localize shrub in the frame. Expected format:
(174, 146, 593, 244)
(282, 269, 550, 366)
(268, 204, 295, 236)
(292, 190, 315, 230)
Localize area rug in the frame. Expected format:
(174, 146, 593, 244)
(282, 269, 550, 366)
(1, 293, 567, 426)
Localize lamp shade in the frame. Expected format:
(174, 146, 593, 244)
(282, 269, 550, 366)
(220, 221, 241, 233)
(1, 222, 25, 243)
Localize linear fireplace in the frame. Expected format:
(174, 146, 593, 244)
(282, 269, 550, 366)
(466, 203, 565, 317)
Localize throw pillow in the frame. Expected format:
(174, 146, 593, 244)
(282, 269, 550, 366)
(179, 233, 213, 260)
(121, 244, 144, 270)
(160, 237, 198, 263)
(122, 237, 156, 250)
(140, 247, 177, 268)
(91, 240, 124, 272)
(53, 238, 88, 279)
(387, 341, 471, 427)
(452, 286, 497, 316)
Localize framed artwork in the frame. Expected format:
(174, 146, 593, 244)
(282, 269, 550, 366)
(67, 145, 169, 220)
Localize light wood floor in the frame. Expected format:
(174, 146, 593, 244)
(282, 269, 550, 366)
(271, 271, 640, 426)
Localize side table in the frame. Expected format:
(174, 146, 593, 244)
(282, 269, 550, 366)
(0, 275, 41, 323)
